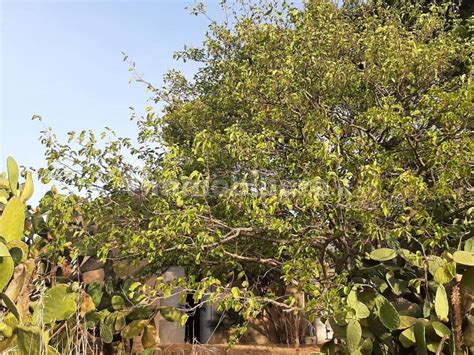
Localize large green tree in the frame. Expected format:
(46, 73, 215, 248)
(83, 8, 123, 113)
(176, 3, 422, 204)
(38, 0, 472, 350)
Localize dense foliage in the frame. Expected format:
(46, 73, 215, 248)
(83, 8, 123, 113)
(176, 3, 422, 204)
(12, 0, 473, 353)
(0, 158, 168, 353)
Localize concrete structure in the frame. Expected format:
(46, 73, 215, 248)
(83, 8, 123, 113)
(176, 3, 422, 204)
(157, 266, 186, 344)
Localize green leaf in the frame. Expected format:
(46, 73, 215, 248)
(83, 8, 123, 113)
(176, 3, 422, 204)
(34, 284, 77, 323)
(87, 282, 103, 307)
(7, 240, 28, 265)
(432, 321, 451, 338)
(353, 301, 370, 320)
(85, 311, 101, 329)
(20, 172, 34, 202)
(0, 322, 13, 338)
(121, 319, 148, 339)
(381, 201, 390, 217)
(6, 157, 19, 196)
(100, 320, 114, 343)
(346, 319, 362, 353)
(376, 295, 400, 330)
(176, 195, 184, 207)
(398, 315, 417, 330)
(127, 305, 155, 321)
(399, 249, 423, 267)
(114, 312, 126, 332)
(414, 321, 427, 355)
(360, 338, 373, 355)
(465, 238, 474, 253)
(160, 306, 180, 322)
(0, 197, 25, 242)
(0, 242, 10, 257)
(231, 286, 240, 298)
(179, 313, 189, 327)
(0, 292, 20, 320)
(427, 256, 445, 277)
(426, 341, 441, 353)
(434, 262, 456, 284)
(347, 290, 357, 307)
(111, 295, 125, 310)
(423, 297, 431, 318)
(0, 313, 17, 351)
(370, 248, 397, 261)
(47, 346, 59, 355)
(0, 189, 8, 204)
(434, 285, 449, 322)
(386, 271, 407, 295)
(16, 325, 44, 355)
(0, 249, 14, 292)
(0, 174, 8, 189)
(453, 250, 474, 266)
(400, 326, 415, 348)
(346, 290, 369, 319)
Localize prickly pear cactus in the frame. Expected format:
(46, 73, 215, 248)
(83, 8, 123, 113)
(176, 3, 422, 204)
(0, 158, 31, 351)
(0, 157, 70, 353)
(0, 157, 158, 353)
(323, 243, 474, 354)
(0, 158, 31, 295)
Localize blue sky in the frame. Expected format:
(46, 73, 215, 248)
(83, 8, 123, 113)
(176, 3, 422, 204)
(1, 0, 225, 201)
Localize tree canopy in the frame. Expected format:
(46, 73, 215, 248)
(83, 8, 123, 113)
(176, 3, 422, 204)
(37, 0, 473, 351)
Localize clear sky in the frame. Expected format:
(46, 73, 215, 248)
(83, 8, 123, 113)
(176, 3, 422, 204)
(1, 0, 224, 202)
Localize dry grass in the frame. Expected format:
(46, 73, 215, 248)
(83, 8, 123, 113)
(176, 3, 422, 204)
(152, 343, 320, 355)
